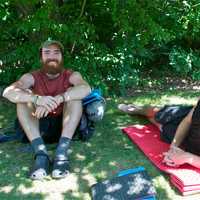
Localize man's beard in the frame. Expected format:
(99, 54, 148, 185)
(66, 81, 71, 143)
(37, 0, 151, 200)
(42, 59, 63, 75)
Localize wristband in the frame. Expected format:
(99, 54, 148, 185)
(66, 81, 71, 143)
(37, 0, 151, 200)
(60, 94, 65, 103)
(65, 92, 70, 101)
(33, 95, 39, 106)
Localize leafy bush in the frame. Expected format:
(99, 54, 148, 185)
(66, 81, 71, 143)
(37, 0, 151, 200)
(169, 47, 193, 75)
(1, 0, 200, 95)
(169, 47, 200, 79)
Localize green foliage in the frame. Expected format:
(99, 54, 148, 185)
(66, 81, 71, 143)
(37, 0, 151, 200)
(169, 47, 193, 75)
(169, 47, 200, 78)
(1, 0, 200, 94)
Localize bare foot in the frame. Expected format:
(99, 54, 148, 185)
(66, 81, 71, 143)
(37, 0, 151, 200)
(118, 104, 141, 115)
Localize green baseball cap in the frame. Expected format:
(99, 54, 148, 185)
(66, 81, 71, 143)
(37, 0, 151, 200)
(40, 40, 64, 53)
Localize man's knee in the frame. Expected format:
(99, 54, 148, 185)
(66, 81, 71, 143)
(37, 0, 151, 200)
(63, 101, 83, 124)
(146, 107, 160, 118)
(64, 100, 82, 112)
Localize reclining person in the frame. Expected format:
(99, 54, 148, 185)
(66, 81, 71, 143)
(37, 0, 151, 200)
(118, 101, 200, 169)
(3, 40, 92, 180)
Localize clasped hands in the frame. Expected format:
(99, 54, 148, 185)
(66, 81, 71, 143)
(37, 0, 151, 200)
(32, 95, 64, 118)
(162, 145, 190, 167)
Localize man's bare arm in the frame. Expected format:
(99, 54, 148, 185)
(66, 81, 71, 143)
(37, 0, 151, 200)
(2, 73, 35, 103)
(62, 72, 91, 102)
(3, 73, 58, 111)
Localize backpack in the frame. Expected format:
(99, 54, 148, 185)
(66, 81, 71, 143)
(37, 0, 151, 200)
(75, 89, 106, 141)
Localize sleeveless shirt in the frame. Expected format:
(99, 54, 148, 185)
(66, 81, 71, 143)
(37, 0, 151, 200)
(31, 69, 73, 116)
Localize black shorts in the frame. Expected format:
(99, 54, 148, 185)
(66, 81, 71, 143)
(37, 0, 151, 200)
(15, 115, 63, 143)
(155, 105, 193, 144)
(14, 99, 106, 143)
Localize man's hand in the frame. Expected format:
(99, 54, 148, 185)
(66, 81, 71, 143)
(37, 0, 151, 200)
(35, 96, 58, 112)
(33, 106, 49, 119)
(33, 95, 65, 119)
(163, 146, 189, 167)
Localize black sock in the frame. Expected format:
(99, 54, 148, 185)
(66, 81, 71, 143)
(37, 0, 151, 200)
(31, 137, 48, 167)
(55, 137, 71, 160)
(31, 137, 48, 155)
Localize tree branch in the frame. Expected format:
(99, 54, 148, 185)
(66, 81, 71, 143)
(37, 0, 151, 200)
(70, 0, 87, 54)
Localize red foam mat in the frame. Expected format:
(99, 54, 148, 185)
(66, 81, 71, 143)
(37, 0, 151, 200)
(122, 124, 200, 195)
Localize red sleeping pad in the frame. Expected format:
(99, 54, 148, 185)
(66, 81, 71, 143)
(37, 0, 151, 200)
(122, 124, 200, 196)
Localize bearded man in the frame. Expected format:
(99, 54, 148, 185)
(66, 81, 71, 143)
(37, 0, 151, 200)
(3, 40, 91, 180)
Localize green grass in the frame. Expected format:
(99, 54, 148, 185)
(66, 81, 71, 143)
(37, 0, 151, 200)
(1, 90, 200, 200)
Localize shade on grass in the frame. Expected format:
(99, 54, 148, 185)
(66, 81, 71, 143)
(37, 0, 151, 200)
(0, 90, 200, 200)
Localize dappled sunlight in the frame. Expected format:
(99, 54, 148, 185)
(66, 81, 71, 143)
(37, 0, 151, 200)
(75, 153, 86, 161)
(84, 158, 101, 169)
(149, 152, 163, 158)
(0, 185, 14, 193)
(103, 182, 122, 193)
(131, 132, 145, 138)
(105, 109, 115, 114)
(95, 132, 102, 137)
(114, 116, 135, 129)
(74, 167, 81, 173)
(85, 143, 92, 147)
(109, 161, 118, 167)
(134, 124, 146, 129)
(160, 95, 196, 105)
(95, 171, 107, 179)
(15, 166, 29, 178)
(82, 173, 96, 186)
(17, 173, 79, 199)
(1, 93, 200, 199)
(153, 134, 159, 138)
(22, 166, 29, 171)
(153, 175, 176, 198)
(121, 91, 198, 108)
(5, 154, 11, 158)
(192, 86, 200, 90)
(123, 143, 134, 150)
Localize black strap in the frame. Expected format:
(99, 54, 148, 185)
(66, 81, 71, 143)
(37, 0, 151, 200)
(34, 152, 51, 162)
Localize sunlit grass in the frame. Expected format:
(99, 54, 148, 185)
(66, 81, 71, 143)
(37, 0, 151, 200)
(0, 90, 200, 199)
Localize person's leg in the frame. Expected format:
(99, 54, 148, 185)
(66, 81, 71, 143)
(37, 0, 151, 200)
(118, 103, 159, 116)
(52, 100, 82, 179)
(17, 103, 40, 141)
(61, 100, 83, 139)
(17, 103, 50, 180)
(148, 117, 162, 130)
(118, 103, 161, 129)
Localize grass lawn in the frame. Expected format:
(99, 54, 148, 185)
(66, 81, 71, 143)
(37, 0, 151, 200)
(0, 89, 200, 200)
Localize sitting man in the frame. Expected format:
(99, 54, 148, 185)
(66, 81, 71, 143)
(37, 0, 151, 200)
(3, 40, 91, 180)
(118, 101, 200, 169)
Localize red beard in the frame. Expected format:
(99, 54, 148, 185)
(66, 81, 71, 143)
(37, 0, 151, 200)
(42, 59, 63, 75)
